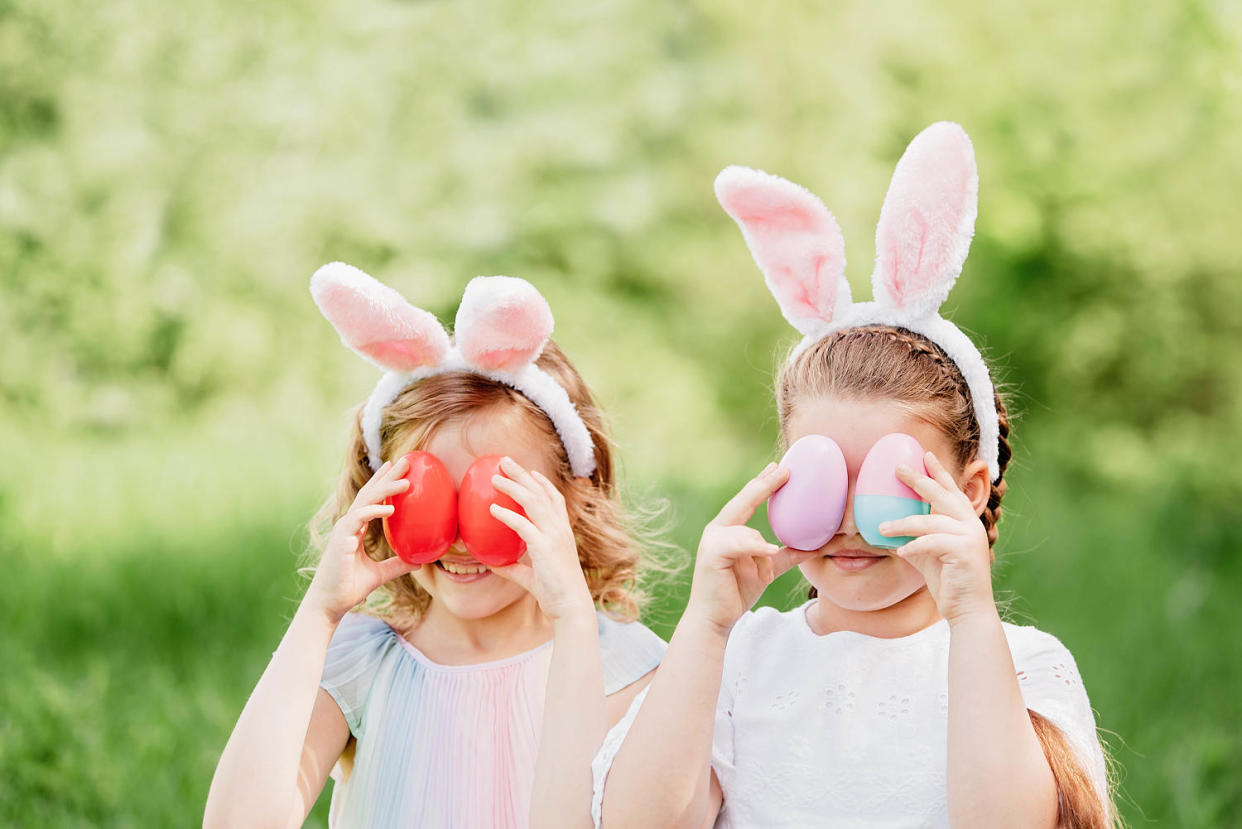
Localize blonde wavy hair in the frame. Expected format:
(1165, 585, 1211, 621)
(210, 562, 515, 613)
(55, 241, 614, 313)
(307, 340, 663, 629)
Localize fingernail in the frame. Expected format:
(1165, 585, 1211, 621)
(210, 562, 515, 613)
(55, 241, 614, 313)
(763, 462, 778, 475)
(895, 464, 912, 475)
(878, 522, 892, 534)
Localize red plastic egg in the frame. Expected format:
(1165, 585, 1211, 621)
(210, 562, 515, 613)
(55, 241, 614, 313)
(457, 454, 528, 566)
(383, 451, 458, 564)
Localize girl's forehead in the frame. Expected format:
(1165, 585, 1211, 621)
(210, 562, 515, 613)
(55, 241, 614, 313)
(785, 396, 948, 455)
(421, 408, 557, 476)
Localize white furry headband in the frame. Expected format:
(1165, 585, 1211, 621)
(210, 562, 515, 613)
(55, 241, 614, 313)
(715, 121, 1001, 482)
(310, 263, 597, 478)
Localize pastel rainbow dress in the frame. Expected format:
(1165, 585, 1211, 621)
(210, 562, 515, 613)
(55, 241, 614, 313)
(320, 611, 665, 828)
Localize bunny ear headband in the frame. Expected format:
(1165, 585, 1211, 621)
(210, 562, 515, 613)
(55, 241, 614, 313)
(715, 121, 1001, 482)
(310, 263, 597, 478)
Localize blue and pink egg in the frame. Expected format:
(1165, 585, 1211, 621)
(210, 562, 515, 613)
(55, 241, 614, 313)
(854, 433, 930, 549)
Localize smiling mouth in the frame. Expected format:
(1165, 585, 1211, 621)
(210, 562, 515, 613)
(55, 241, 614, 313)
(435, 560, 490, 576)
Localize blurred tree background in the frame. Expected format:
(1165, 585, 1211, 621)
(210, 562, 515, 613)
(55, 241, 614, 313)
(2, 0, 1240, 824)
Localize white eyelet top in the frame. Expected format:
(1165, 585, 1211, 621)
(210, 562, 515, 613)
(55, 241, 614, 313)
(591, 601, 1107, 828)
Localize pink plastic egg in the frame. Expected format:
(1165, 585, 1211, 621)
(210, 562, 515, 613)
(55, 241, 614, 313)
(768, 435, 848, 551)
(854, 433, 930, 549)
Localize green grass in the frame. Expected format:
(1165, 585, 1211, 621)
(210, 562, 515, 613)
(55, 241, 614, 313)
(0, 513, 334, 826)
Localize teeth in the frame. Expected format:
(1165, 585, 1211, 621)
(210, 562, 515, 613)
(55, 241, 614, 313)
(440, 561, 488, 576)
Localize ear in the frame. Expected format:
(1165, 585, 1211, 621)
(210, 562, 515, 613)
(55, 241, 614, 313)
(311, 262, 450, 373)
(455, 276, 553, 373)
(871, 122, 978, 320)
(715, 165, 851, 336)
(959, 457, 991, 517)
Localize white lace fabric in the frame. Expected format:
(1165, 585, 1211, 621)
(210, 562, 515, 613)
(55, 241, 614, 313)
(591, 602, 1107, 828)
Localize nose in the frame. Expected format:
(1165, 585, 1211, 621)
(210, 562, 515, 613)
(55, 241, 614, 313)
(835, 473, 860, 537)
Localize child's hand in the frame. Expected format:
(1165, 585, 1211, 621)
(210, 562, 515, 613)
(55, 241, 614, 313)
(881, 451, 994, 624)
(487, 457, 595, 624)
(688, 463, 818, 636)
(306, 456, 420, 624)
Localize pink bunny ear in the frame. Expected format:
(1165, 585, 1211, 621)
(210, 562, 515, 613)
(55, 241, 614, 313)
(310, 262, 449, 372)
(454, 276, 553, 373)
(715, 165, 850, 335)
(872, 122, 978, 319)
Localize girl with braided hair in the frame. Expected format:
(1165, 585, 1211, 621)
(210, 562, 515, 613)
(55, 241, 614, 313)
(591, 124, 1115, 828)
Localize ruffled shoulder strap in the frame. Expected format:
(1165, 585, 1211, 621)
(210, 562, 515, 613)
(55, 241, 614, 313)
(597, 612, 666, 695)
(320, 612, 401, 737)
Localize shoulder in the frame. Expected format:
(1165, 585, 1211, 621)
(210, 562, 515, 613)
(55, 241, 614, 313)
(731, 603, 808, 648)
(721, 603, 811, 679)
(321, 612, 404, 736)
(1002, 622, 1109, 802)
(326, 611, 401, 661)
(1001, 623, 1097, 738)
(1002, 622, 1081, 676)
(597, 611, 666, 696)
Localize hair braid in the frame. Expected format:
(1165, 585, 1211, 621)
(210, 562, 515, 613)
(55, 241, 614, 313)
(980, 392, 1011, 548)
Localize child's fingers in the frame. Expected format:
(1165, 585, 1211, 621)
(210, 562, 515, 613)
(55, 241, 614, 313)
(489, 503, 540, 545)
(338, 503, 394, 538)
(894, 536, 947, 566)
(879, 514, 960, 539)
(894, 464, 971, 520)
(357, 458, 410, 504)
(769, 547, 820, 578)
(755, 555, 775, 585)
(374, 554, 420, 584)
(712, 463, 789, 527)
(488, 561, 534, 592)
(364, 477, 411, 507)
(708, 528, 782, 563)
(528, 469, 567, 508)
(353, 460, 390, 501)
(491, 474, 547, 519)
(923, 451, 962, 495)
(498, 456, 540, 492)
(352, 503, 395, 523)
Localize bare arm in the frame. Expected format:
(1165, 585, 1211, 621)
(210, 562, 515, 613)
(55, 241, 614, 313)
(947, 609, 1057, 828)
(204, 457, 417, 828)
(531, 608, 607, 829)
(204, 604, 350, 828)
(885, 453, 1057, 828)
(602, 615, 730, 828)
(600, 464, 813, 829)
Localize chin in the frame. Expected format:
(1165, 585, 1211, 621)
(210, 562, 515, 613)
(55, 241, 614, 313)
(800, 556, 924, 612)
(414, 569, 528, 620)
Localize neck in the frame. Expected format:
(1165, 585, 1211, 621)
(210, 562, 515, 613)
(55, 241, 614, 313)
(411, 593, 556, 665)
(807, 586, 942, 638)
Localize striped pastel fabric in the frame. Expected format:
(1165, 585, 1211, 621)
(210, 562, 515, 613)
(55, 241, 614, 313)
(320, 610, 665, 828)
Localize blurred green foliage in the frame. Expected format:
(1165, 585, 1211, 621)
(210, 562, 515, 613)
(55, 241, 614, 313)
(3, 0, 1240, 824)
